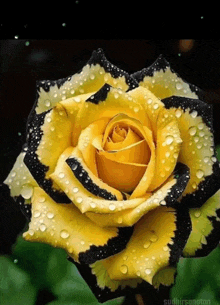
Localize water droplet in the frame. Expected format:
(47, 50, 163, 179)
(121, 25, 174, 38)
(192, 182, 197, 189)
(117, 217, 123, 224)
(109, 203, 116, 211)
(21, 184, 33, 199)
(163, 246, 169, 252)
(76, 197, 83, 204)
(145, 268, 152, 275)
(14, 35, 19, 39)
(176, 82, 183, 90)
(198, 123, 204, 130)
(40, 224, 47, 232)
(80, 240, 85, 245)
(90, 202, 97, 208)
(90, 74, 95, 80)
(211, 156, 217, 162)
(136, 271, 141, 277)
(143, 241, 151, 249)
(196, 169, 204, 179)
(191, 110, 198, 118)
(29, 229, 35, 236)
(39, 196, 46, 203)
(60, 229, 70, 239)
(150, 233, 158, 243)
(11, 171, 17, 177)
(120, 265, 128, 274)
(189, 126, 197, 136)
(114, 92, 119, 99)
(160, 200, 166, 206)
(165, 135, 174, 145)
(33, 211, 41, 218)
(47, 117, 52, 123)
(194, 210, 201, 218)
(74, 97, 81, 103)
(147, 98, 152, 104)
(123, 255, 128, 261)
(14, 259, 18, 264)
(47, 212, 54, 219)
(175, 109, 182, 118)
(59, 172, 65, 179)
(72, 164, 78, 170)
(25, 41, 30, 46)
(153, 103, 159, 110)
(44, 99, 51, 107)
(134, 107, 139, 113)
(73, 187, 79, 193)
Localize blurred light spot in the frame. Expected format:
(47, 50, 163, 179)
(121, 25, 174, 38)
(179, 39, 194, 52)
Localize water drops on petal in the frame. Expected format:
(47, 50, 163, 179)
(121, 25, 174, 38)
(60, 229, 70, 239)
(120, 265, 128, 274)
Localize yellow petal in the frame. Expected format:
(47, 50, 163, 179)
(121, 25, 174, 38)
(133, 55, 199, 100)
(50, 147, 146, 214)
(35, 48, 137, 114)
(77, 117, 110, 176)
(183, 190, 220, 257)
(148, 107, 182, 191)
(4, 150, 38, 198)
(86, 163, 190, 227)
(91, 207, 177, 288)
(72, 85, 149, 145)
(23, 187, 124, 264)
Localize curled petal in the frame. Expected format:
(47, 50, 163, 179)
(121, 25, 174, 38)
(86, 163, 190, 227)
(50, 147, 147, 214)
(23, 187, 133, 264)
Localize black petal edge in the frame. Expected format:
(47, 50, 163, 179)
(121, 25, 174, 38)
(0, 183, 27, 255)
(162, 162, 190, 208)
(68, 257, 173, 303)
(86, 83, 111, 104)
(78, 226, 134, 265)
(66, 155, 125, 201)
(24, 110, 71, 204)
(132, 55, 204, 101)
(193, 207, 220, 257)
(168, 207, 192, 266)
(87, 48, 138, 91)
(162, 96, 220, 208)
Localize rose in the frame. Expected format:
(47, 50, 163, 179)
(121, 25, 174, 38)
(4, 49, 220, 303)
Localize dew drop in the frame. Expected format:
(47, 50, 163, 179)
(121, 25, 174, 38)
(136, 271, 141, 277)
(194, 210, 201, 218)
(175, 109, 182, 118)
(59, 172, 65, 179)
(150, 233, 158, 243)
(189, 126, 197, 136)
(109, 203, 116, 211)
(40, 224, 47, 232)
(76, 197, 83, 204)
(196, 169, 204, 179)
(153, 103, 159, 110)
(143, 241, 151, 249)
(73, 187, 79, 193)
(134, 107, 139, 113)
(160, 200, 166, 206)
(176, 82, 183, 90)
(47, 212, 54, 219)
(145, 268, 152, 275)
(80, 240, 85, 245)
(11, 171, 17, 177)
(14, 259, 18, 264)
(90, 202, 97, 209)
(165, 135, 174, 145)
(33, 210, 41, 218)
(60, 229, 70, 239)
(90, 74, 95, 80)
(120, 265, 128, 274)
(28, 229, 35, 236)
(39, 196, 46, 203)
(21, 184, 33, 199)
(163, 246, 169, 252)
(74, 97, 81, 103)
(147, 98, 152, 104)
(191, 110, 198, 118)
(44, 99, 51, 107)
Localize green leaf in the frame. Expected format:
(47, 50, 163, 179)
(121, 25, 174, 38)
(0, 256, 37, 305)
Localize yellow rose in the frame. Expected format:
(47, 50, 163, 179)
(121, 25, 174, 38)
(4, 49, 220, 303)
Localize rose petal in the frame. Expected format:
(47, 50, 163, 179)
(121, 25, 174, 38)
(148, 107, 182, 191)
(74, 206, 191, 301)
(86, 163, 190, 227)
(96, 154, 147, 193)
(183, 189, 220, 257)
(34, 48, 138, 115)
(132, 54, 203, 100)
(162, 96, 220, 208)
(23, 187, 133, 264)
(4, 147, 38, 198)
(72, 84, 149, 145)
(51, 147, 147, 214)
(24, 104, 73, 203)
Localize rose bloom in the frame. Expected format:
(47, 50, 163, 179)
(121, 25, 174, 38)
(4, 49, 220, 303)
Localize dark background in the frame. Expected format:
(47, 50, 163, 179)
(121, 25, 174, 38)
(1, 38, 220, 184)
